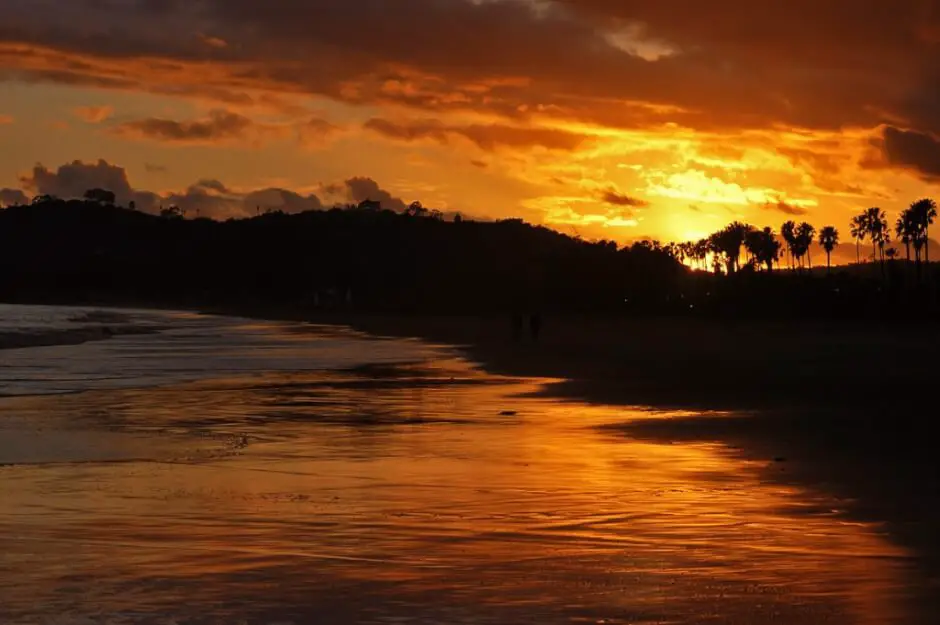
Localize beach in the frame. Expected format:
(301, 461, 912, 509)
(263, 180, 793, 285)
(1, 305, 938, 624)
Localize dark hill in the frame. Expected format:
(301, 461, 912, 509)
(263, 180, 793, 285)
(0, 200, 682, 313)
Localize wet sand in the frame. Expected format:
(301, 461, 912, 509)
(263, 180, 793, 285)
(4, 307, 940, 623)
(289, 313, 940, 613)
(0, 358, 928, 624)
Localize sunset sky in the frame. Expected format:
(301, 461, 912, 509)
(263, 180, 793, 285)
(2, 0, 940, 261)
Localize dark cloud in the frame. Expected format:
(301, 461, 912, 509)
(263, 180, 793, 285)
(4, 0, 939, 135)
(112, 109, 338, 146)
(763, 200, 809, 216)
(164, 181, 321, 220)
(11, 158, 324, 220)
(144, 162, 168, 173)
(192, 179, 230, 194)
(298, 117, 339, 145)
(113, 109, 256, 144)
(364, 118, 590, 151)
(876, 125, 940, 181)
(777, 146, 844, 176)
(243, 188, 322, 214)
(364, 118, 448, 144)
(19, 159, 159, 210)
(1, 188, 28, 206)
(344, 177, 407, 212)
(600, 190, 649, 208)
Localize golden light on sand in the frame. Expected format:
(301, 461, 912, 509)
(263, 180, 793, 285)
(0, 363, 916, 623)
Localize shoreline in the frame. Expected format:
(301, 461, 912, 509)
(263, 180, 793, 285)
(213, 307, 940, 596)
(4, 301, 940, 597)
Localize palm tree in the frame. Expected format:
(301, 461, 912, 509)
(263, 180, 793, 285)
(910, 198, 937, 266)
(818, 226, 839, 274)
(895, 212, 915, 262)
(754, 227, 781, 272)
(796, 222, 816, 269)
(781, 220, 797, 269)
(744, 230, 762, 270)
(863, 207, 887, 264)
(850, 214, 867, 265)
(695, 238, 710, 271)
(728, 221, 753, 273)
(708, 222, 752, 274)
(877, 227, 891, 269)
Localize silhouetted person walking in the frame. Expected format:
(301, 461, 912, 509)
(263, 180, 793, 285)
(529, 313, 542, 341)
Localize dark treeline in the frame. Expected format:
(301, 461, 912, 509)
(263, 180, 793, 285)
(2, 193, 940, 320)
(0, 196, 680, 314)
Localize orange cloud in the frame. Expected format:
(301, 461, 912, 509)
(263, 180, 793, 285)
(113, 110, 258, 144)
(111, 109, 338, 147)
(364, 118, 591, 152)
(600, 189, 650, 208)
(2, 0, 938, 136)
(1, 0, 939, 249)
(73, 105, 114, 123)
(0, 114, 12, 125)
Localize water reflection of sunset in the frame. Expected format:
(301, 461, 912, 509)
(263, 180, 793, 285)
(0, 361, 918, 623)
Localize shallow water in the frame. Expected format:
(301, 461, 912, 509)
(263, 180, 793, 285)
(0, 307, 928, 624)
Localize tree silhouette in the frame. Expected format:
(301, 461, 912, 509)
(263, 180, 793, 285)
(910, 198, 937, 267)
(876, 226, 891, 276)
(708, 222, 751, 274)
(83, 188, 116, 205)
(160, 205, 184, 220)
(758, 227, 781, 271)
(862, 207, 887, 266)
(7, 191, 940, 319)
(895, 211, 916, 262)
(693, 238, 711, 271)
(405, 201, 429, 218)
(781, 220, 797, 270)
(743, 229, 761, 270)
(1, 196, 685, 314)
(818, 226, 839, 274)
(795, 222, 816, 269)
(849, 214, 866, 265)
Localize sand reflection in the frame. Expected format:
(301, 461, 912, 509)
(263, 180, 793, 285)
(0, 359, 920, 624)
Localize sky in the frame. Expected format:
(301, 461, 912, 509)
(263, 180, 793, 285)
(1, 0, 940, 262)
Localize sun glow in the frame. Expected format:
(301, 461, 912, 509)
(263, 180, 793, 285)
(647, 169, 817, 210)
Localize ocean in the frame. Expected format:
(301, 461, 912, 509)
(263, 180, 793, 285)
(0, 305, 924, 624)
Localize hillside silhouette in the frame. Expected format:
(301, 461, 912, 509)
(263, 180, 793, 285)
(0, 197, 681, 314)
(2, 195, 939, 319)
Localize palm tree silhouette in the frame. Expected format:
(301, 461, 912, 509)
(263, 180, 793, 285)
(850, 214, 866, 265)
(876, 227, 891, 276)
(752, 226, 781, 272)
(708, 222, 752, 274)
(895, 211, 916, 262)
(910, 198, 937, 266)
(819, 226, 839, 274)
(781, 220, 797, 270)
(694, 239, 709, 271)
(796, 222, 816, 269)
(863, 207, 887, 265)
